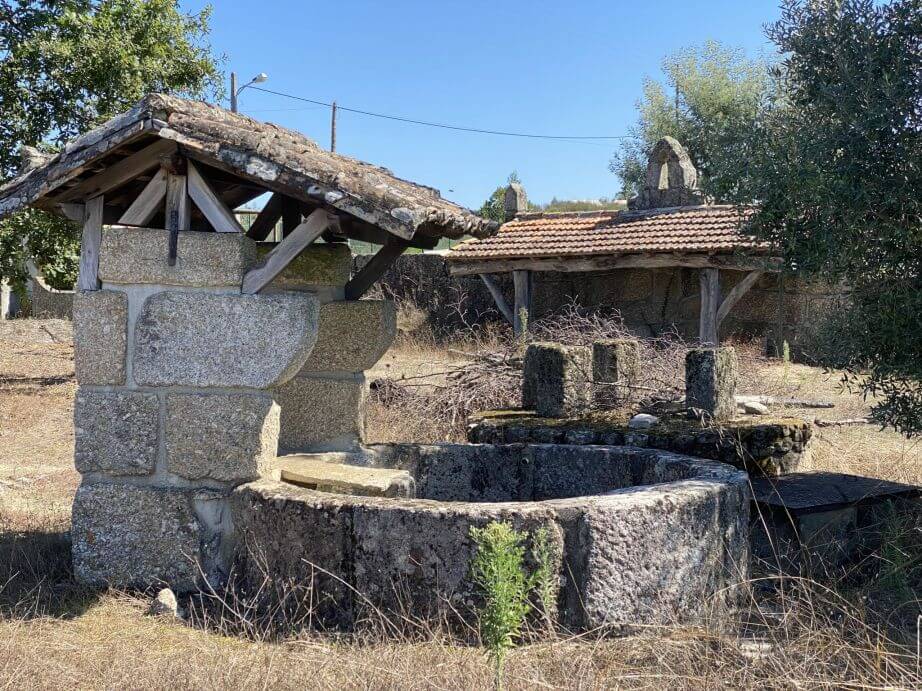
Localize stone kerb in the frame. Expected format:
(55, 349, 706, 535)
(71, 227, 321, 591)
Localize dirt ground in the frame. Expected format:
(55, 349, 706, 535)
(0, 319, 919, 689)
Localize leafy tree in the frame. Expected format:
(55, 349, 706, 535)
(0, 0, 223, 292)
(478, 171, 527, 223)
(736, 0, 921, 435)
(610, 40, 771, 200)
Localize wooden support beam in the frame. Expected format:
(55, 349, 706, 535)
(479, 273, 513, 324)
(77, 197, 104, 291)
(513, 269, 532, 336)
(242, 209, 333, 294)
(246, 193, 285, 240)
(281, 197, 301, 236)
(165, 173, 191, 231)
(57, 139, 177, 202)
(449, 253, 780, 277)
(699, 268, 720, 346)
(118, 167, 167, 225)
(58, 203, 85, 223)
(344, 237, 410, 301)
(187, 161, 244, 233)
(716, 270, 764, 326)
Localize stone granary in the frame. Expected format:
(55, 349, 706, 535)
(0, 94, 493, 589)
(447, 137, 783, 344)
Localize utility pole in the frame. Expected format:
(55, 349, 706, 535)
(230, 72, 238, 113)
(330, 101, 337, 152)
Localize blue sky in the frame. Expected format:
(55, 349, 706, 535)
(183, 1, 780, 211)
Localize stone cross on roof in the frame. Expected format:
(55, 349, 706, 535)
(628, 137, 706, 210)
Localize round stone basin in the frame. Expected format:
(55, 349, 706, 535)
(232, 444, 750, 634)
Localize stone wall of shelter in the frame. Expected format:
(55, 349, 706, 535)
(70, 228, 394, 591)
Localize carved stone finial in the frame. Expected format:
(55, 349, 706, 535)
(628, 137, 705, 210)
(19, 145, 52, 175)
(504, 182, 527, 222)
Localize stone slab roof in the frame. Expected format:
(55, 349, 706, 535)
(0, 94, 494, 241)
(752, 471, 921, 514)
(447, 205, 769, 262)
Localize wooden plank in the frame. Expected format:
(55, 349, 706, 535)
(187, 162, 244, 233)
(449, 253, 781, 277)
(344, 237, 410, 301)
(699, 268, 720, 346)
(58, 203, 85, 223)
(246, 192, 285, 240)
(57, 139, 177, 202)
(242, 209, 333, 294)
(716, 270, 763, 326)
(77, 196, 104, 291)
(118, 167, 167, 225)
(513, 269, 532, 336)
(479, 273, 513, 324)
(165, 173, 191, 231)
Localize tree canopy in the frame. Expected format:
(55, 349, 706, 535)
(610, 40, 771, 200)
(0, 0, 222, 291)
(737, 0, 921, 435)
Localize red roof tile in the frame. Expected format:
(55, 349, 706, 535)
(447, 205, 771, 262)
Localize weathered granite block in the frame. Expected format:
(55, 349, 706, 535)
(99, 227, 258, 287)
(523, 343, 591, 417)
(274, 376, 365, 453)
(72, 483, 228, 591)
(257, 243, 352, 289)
(592, 339, 641, 406)
(685, 347, 738, 421)
(300, 300, 396, 372)
(74, 389, 159, 476)
(73, 290, 127, 385)
(166, 393, 280, 483)
(134, 291, 319, 388)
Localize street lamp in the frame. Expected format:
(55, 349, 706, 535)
(230, 72, 268, 113)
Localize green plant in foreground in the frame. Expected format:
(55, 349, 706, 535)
(470, 522, 560, 688)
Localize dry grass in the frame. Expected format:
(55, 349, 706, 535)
(0, 318, 920, 689)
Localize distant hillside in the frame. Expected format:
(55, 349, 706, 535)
(532, 197, 627, 213)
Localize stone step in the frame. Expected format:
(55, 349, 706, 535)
(274, 454, 415, 498)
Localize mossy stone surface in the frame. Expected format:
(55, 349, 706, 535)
(256, 243, 352, 288)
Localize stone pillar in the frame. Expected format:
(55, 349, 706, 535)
(522, 342, 591, 418)
(685, 347, 738, 421)
(504, 182, 527, 222)
(70, 226, 320, 591)
(591, 339, 641, 407)
(265, 243, 397, 453)
(0, 281, 19, 319)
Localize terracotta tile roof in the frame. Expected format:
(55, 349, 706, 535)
(448, 205, 771, 262)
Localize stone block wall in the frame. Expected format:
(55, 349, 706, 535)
(71, 226, 322, 591)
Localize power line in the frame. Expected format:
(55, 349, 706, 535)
(250, 86, 633, 141)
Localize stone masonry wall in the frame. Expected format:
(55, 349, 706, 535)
(71, 227, 322, 592)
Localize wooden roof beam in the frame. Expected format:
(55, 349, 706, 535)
(449, 253, 780, 276)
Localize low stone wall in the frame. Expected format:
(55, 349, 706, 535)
(233, 443, 750, 633)
(467, 411, 812, 476)
(29, 276, 74, 319)
(357, 253, 845, 350)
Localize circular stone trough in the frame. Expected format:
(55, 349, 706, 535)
(231, 444, 750, 633)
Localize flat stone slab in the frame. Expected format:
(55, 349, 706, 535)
(99, 227, 258, 287)
(752, 472, 921, 514)
(134, 291, 319, 389)
(73, 290, 127, 385)
(74, 389, 159, 476)
(300, 300, 396, 373)
(276, 454, 415, 498)
(166, 392, 280, 483)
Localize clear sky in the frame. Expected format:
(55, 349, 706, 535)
(183, 0, 781, 211)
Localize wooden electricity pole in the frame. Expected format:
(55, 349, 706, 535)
(230, 72, 238, 113)
(330, 101, 337, 152)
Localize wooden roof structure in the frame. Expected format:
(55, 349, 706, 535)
(445, 137, 780, 343)
(0, 94, 495, 300)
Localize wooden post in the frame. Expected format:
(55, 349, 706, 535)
(513, 269, 532, 336)
(330, 101, 337, 152)
(230, 72, 238, 113)
(77, 197, 104, 291)
(699, 268, 720, 346)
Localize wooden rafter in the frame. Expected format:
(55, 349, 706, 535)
(242, 209, 333, 294)
(344, 237, 410, 301)
(717, 270, 764, 326)
(187, 161, 244, 233)
(56, 139, 176, 202)
(118, 167, 167, 225)
(246, 193, 285, 240)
